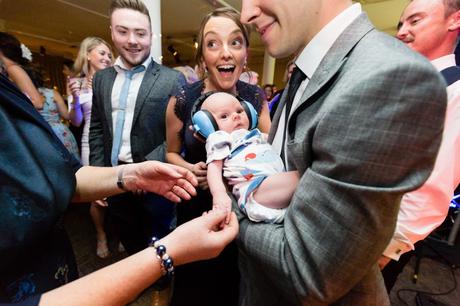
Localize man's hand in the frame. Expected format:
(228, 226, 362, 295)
(161, 210, 239, 265)
(123, 161, 198, 203)
(378, 255, 392, 270)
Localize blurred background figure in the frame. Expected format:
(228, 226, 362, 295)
(0, 32, 44, 109)
(68, 36, 114, 259)
(29, 70, 80, 160)
(174, 65, 199, 84)
(239, 70, 259, 85)
(263, 83, 275, 102)
(269, 59, 296, 118)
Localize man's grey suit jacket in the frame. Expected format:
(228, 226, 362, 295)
(89, 60, 185, 166)
(237, 13, 447, 306)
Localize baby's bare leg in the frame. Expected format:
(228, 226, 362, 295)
(252, 171, 299, 209)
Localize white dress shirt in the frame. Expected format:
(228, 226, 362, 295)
(271, 3, 362, 162)
(384, 54, 460, 260)
(111, 56, 152, 163)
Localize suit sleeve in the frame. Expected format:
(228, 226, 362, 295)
(89, 72, 106, 166)
(144, 72, 186, 162)
(384, 87, 460, 260)
(237, 60, 447, 304)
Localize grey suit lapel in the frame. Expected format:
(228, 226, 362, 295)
(289, 13, 374, 120)
(103, 68, 117, 136)
(132, 61, 160, 124)
(268, 89, 288, 143)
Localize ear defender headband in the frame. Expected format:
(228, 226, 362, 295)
(191, 92, 259, 139)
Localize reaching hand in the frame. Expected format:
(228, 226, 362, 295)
(161, 210, 239, 265)
(191, 162, 208, 190)
(378, 255, 392, 270)
(122, 161, 198, 203)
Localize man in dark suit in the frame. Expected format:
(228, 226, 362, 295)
(237, 0, 447, 305)
(89, 0, 185, 256)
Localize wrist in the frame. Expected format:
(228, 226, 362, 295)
(149, 237, 175, 279)
(116, 165, 129, 192)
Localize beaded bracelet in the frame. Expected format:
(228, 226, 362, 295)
(149, 237, 174, 279)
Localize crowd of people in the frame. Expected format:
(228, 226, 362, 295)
(0, 0, 459, 305)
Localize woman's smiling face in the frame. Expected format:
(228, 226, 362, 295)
(201, 16, 248, 93)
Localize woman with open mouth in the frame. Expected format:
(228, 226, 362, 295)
(165, 6, 270, 306)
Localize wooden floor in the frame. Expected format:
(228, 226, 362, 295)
(64, 204, 154, 306)
(64, 204, 460, 306)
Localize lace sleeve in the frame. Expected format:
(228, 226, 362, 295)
(237, 81, 264, 113)
(173, 85, 187, 122)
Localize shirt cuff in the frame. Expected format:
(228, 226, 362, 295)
(383, 238, 413, 261)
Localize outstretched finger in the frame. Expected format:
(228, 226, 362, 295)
(169, 184, 195, 202)
(169, 164, 198, 186)
(163, 190, 181, 203)
(175, 178, 197, 197)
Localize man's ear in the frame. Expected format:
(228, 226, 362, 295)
(448, 10, 460, 31)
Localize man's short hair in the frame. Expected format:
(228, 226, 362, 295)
(109, 0, 151, 25)
(443, 0, 460, 16)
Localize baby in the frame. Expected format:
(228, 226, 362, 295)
(194, 92, 299, 223)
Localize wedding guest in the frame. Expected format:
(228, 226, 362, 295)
(165, 7, 270, 306)
(68, 36, 114, 258)
(1, 72, 232, 306)
(33, 71, 80, 159)
(0, 32, 44, 109)
(174, 65, 199, 84)
(236, 0, 447, 304)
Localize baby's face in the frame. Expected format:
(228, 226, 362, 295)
(202, 92, 250, 133)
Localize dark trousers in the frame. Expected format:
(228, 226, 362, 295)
(381, 251, 414, 292)
(107, 192, 175, 255)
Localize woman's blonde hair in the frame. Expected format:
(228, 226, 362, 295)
(73, 37, 112, 77)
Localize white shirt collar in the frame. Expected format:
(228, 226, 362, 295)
(296, 3, 362, 79)
(114, 55, 152, 72)
(431, 54, 456, 71)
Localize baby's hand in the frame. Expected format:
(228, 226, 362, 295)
(212, 193, 232, 225)
(261, 132, 269, 141)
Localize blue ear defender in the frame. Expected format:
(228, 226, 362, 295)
(191, 91, 219, 139)
(191, 92, 259, 139)
(192, 109, 218, 139)
(236, 96, 258, 130)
